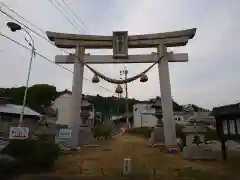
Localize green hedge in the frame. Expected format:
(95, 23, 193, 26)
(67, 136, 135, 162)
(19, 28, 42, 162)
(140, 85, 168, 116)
(92, 124, 112, 139)
(1, 139, 60, 172)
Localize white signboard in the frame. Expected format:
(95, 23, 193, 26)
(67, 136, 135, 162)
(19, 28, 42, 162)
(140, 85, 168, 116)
(58, 129, 72, 139)
(9, 126, 29, 140)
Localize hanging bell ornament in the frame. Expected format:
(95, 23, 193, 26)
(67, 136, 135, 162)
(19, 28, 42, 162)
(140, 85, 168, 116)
(115, 84, 123, 94)
(140, 73, 148, 82)
(92, 73, 100, 83)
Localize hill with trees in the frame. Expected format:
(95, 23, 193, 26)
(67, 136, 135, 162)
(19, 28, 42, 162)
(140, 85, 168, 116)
(0, 84, 208, 115)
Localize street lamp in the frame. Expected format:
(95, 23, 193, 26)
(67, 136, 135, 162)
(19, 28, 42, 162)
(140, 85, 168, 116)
(7, 22, 35, 127)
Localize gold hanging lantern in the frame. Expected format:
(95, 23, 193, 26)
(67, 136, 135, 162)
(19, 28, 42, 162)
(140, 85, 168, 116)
(140, 73, 148, 82)
(92, 73, 100, 83)
(115, 84, 123, 94)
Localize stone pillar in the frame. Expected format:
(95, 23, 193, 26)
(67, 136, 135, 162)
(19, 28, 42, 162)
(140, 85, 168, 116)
(68, 45, 85, 148)
(157, 44, 177, 149)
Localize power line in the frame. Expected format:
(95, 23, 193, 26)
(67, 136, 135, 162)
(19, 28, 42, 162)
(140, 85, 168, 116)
(0, 7, 59, 45)
(0, 2, 46, 36)
(47, 0, 84, 33)
(0, 5, 115, 93)
(59, 0, 89, 32)
(0, 32, 115, 93)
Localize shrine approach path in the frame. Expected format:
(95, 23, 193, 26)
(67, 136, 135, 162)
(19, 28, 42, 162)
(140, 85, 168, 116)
(16, 134, 240, 180)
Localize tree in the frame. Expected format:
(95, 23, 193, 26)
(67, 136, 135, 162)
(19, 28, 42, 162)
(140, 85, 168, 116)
(1, 84, 209, 116)
(27, 84, 57, 113)
(1, 84, 57, 114)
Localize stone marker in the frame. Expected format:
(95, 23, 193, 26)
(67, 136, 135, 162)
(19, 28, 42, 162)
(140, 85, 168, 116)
(181, 125, 221, 160)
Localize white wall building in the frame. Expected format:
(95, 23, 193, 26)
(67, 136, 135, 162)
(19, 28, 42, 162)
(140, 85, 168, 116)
(173, 112, 192, 125)
(50, 90, 95, 126)
(133, 103, 191, 128)
(133, 104, 158, 127)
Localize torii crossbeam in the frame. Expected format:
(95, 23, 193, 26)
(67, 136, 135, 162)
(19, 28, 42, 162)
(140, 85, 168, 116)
(47, 28, 196, 150)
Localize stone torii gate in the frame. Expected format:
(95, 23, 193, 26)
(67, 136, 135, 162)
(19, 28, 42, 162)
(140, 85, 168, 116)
(46, 28, 196, 150)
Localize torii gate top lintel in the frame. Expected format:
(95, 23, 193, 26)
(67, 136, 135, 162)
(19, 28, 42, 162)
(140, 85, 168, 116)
(46, 28, 196, 49)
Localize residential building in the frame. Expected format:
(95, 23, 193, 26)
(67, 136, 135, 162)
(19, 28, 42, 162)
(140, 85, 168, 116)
(50, 89, 96, 127)
(173, 111, 193, 125)
(133, 103, 158, 127)
(187, 112, 216, 129)
(133, 97, 195, 127)
(0, 97, 41, 139)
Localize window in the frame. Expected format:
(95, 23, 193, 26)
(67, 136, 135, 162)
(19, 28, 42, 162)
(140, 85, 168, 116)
(174, 117, 181, 121)
(237, 119, 240, 134)
(222, 120, 228, 135)
(229, 120, 236, 135)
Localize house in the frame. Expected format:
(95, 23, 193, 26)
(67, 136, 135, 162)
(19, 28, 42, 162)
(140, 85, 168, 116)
(133, 97, 162, 127)
(187, 112, 216, 129)
(133, 103, 157, 127)
(0, 97, 41, 139)
(133, 97, 196, 128)
(173, 111, 193, 125)
(50, 89, 96, 127)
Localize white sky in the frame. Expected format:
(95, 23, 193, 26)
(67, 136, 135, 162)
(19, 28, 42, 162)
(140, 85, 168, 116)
(0, 0, 239, 109)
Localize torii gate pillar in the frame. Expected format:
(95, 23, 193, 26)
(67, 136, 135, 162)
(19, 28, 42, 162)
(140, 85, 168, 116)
(68, 45, 84, 148)
(158, 44, 176, 148)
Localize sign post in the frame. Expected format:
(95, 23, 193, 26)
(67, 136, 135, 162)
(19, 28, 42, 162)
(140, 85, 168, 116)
(9, 126, 29, 140)
(55, 128, 72, 147)
(123, 158, 131, 175)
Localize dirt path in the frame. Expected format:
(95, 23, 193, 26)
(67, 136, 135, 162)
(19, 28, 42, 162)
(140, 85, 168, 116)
(17, 135, 178, 179)
(52, 134, 177, 176)
(16, 134, 240, 179)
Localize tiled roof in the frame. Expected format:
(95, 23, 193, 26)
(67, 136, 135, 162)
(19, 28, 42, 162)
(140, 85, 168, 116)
(0, 104, 41, 117)
(188, 112, 215, 124)
(211, 103, 240, 116)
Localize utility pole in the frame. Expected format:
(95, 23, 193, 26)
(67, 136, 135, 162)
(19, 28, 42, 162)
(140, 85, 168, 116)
(120, 66, 129, 128)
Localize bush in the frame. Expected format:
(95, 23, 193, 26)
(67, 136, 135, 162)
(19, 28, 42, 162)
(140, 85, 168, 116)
(92, 124, 112, 139)
(1, 139, 60, 172)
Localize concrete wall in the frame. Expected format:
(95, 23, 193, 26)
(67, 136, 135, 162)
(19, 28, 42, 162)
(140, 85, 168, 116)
(133, 104, 158, 127)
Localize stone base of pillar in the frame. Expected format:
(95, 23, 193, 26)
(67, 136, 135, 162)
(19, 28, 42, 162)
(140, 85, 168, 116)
(148, 126, 165, 146)
(77, 126, 99, 146)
